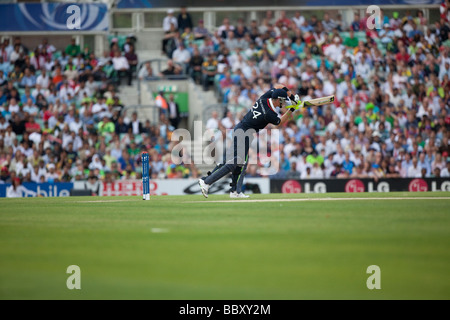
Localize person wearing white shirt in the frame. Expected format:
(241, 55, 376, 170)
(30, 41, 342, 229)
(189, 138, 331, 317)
(300, 166, 314, 179)
(300, 65, 315, 82)
(112, 51, 130, 86)
(59, 82, 75, 103)
(0, 116, 9, 130)
(206, 111, 219, 131)
(44, 56, 54, 72)
(85, 75, 99, 93)
(18, 161, 33, 178)
(438, 51, 450, 70)
(217, 18, 235, 39)
(438, 62, 450, 81)
(324, 37, 345, 62)
(9, 45, 21, 63)
(315, 136, 327, 155)
(69, 115, 83, 133)
(97, 51, 111, 68)
(172, 43, 191, 74)
(31, 165, 46, 183)
(74, 81, 91, 103)
(221, 111, 237, 129)
(36, 69, 50, 89)
(23, 99, 39, 117)
(292, 11, 305, 29)
(112, 53, 129, 71)
(407, 156, 422, 178)
(401, 89, 415, 109)
(8, 98, 20, 114)
(39, 39, 56, 54)
(402, 19, 414, 34)
(163, 9, 177, 32)
(324, 134, 338, 156)
(130, 112, 142, 135)
(323, 75, 337, 96)
(91, 97, 108, 120)
(46, 163, 59, 183)
(388, 87, 402, 108)
(355, 56, 371, 79)
(311, 163, 324, 179)
(278, 69, 297, 90)
(441, 162, 450, 178)
(31, 84, 46, 100)
(335, 105, 352, 125)
(6, 179, 26, 198)
(138, 62, 154, 80)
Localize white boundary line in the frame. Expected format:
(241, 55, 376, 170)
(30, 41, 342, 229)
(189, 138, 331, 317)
(72, 200, 135, 203)
(187, 197, 450, 203)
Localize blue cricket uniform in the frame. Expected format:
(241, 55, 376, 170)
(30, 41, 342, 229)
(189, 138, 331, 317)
(203, 88, 287, 191)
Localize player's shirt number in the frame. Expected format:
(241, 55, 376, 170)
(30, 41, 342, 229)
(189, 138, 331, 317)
(252, 102, 261, 119)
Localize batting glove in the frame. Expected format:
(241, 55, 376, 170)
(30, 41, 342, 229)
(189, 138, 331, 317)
(289, 99, 304, 111)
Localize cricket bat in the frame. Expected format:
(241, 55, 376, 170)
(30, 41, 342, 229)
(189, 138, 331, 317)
(303, 95, 335, 107)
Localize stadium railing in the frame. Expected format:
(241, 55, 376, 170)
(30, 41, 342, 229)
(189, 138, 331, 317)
(136, 58, 189, 104)
(203, 103, 248, 123)
(122, 104, 161, 125)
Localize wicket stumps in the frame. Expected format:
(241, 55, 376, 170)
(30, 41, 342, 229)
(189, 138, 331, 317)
(142, 152, 150, 200)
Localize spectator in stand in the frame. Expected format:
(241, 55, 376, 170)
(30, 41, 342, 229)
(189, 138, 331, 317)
(115, 116, 130, 135)
(129, 112, 143, 135)
(98, 116, 115, 136)
(19, 68, 36, 88)
(441, 161, 450, 177)
(6, 177, 25, 197)
(322, 13, 336, 33)
(160, 59, 183, 77)
(162, 9, 178, 56)
(167, 94, 181, 129)
(218, 18, 235, 39)
(189, 47, 204, 84)
(112, 51, 130, 86)
(194, 20, 209, 40)
(138, 62, 155, 81)
(172, 42, 191, 74)
(292, 11, 306, 30)
(202, 53, 218, 91)
(65, 38, 80, 57)
(344, 29, 359, 48)
(177, 7, 193, 33)
(351, 12, 362, 31)
(408, 156, 422, 177)
(122, 35, 136, 54)
(206, 111, 219, 131)
(124, 44, 138, 85)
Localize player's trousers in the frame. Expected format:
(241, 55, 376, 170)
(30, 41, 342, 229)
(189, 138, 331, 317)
(203, 125, 253, 186)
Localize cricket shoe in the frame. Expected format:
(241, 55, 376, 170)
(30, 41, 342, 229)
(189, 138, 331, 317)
(198, 178, 210, 198)
(230, 191, 249, 198)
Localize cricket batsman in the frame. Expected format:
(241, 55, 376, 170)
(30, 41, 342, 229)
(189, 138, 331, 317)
(198, 85, 303, 198)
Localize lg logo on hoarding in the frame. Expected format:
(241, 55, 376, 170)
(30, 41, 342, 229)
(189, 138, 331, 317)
(66, 5, 81, 30)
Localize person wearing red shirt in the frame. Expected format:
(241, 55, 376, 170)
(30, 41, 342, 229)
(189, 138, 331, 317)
(276, 11, 292, 29)
(396, 46, 410, 64)
(25, 115, 41, 133)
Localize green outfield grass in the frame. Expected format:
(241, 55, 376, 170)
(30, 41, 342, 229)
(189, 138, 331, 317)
(1, 192, 449, 300)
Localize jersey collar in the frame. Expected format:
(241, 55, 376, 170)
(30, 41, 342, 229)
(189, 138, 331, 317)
(268, 98, 276, 112)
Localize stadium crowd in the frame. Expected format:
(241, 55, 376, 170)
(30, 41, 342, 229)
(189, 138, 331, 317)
(0, 35, 198, 188)
(1, 3, 450, 191)
(161, 4, 450, 180)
